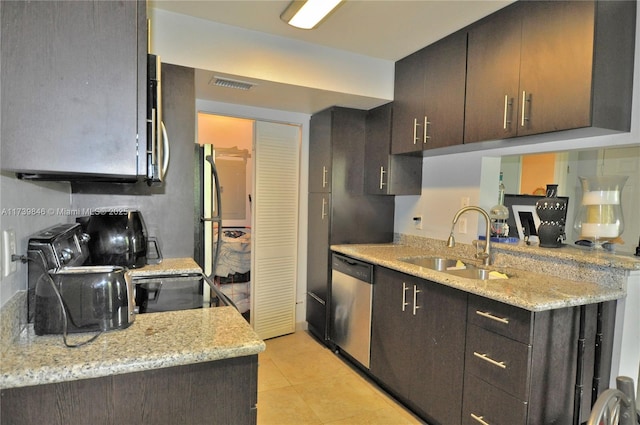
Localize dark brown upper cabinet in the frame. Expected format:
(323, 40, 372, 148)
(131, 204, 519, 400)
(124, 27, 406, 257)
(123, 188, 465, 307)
(308, 110, 333, 193)
(364, 103, 422, 195)
(1, 0, 147, 180)
(464, 0, 636, 144)
(391, 31, 467, 154)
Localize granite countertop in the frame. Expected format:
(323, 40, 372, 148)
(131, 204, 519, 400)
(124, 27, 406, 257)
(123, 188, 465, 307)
(331, 243, 628, 312)
(127, 257, 202, 277)
(0, 306, 265, 390)
(0, 257, 265, 390)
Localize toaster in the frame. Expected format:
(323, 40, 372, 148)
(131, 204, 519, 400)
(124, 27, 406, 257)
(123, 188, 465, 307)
(34, 266, 135, 335)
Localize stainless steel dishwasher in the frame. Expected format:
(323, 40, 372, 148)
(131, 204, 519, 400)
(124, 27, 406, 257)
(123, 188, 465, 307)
(331, 253, 373, 369)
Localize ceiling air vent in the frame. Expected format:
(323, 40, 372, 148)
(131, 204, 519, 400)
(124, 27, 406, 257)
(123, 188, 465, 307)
(210, 76, 255, 91)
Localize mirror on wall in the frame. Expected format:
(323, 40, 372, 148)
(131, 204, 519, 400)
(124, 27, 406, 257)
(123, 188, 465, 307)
(500, 146, 639, 254)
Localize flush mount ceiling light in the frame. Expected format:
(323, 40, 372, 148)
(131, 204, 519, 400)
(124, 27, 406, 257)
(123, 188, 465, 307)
(280, 0, 343, 30)
(209, 76, 256, 91)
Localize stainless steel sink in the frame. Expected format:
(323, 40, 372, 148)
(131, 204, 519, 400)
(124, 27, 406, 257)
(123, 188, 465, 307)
(445, 268, 493, 280)
(399, 256, 466, 271)
(399, 256, 508, 280)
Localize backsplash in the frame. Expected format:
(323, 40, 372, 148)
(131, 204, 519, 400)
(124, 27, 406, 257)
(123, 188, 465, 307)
(0, 174, 72, 308)
(0, 291, 26, 350)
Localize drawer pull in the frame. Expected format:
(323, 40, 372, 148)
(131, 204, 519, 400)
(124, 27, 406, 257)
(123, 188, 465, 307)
(474, 352, 507, 369)
(476, 310, 509, 324)
(470, 413, 490, 425)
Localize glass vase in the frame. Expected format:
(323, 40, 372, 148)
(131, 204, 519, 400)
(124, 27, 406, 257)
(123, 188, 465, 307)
(573, 175, 628, 249)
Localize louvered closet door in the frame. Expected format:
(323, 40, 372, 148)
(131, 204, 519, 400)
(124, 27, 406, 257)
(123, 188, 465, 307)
(252, 121, 300, 339)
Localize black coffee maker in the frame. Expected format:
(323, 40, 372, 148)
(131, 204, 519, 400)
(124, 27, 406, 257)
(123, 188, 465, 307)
(79, 210, 162, 268)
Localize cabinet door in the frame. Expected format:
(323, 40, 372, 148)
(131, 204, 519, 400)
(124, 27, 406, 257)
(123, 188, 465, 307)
(370, 267, 415, 398)
(308, 109, 332, 193)
(1, 0, 143, 178)
(409, 280, 467, 425)
(421, 31, 467, 150)
(517, 1, 595, 136)
(464, 6, 522, 144)
(306, 193, 331, 339)
(391, 51, 426, 154)
(365, 103, 422, 196)
(364, 104, 393, 194)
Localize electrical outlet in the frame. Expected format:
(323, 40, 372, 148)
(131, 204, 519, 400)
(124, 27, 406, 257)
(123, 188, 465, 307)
(458, 218, 468, 234)
(461, 197, 470, 208)
(413, 215, 423, 230)
(2, 229, 17, 277)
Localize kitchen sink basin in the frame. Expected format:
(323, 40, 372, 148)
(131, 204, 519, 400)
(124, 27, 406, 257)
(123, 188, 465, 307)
(399, 256, 466, 271)
(445, 268, 493, 280)
(399, 256, 508, 280)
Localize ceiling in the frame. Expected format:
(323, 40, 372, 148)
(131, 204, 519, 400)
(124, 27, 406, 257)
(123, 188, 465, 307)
(150, 0, 515, 113)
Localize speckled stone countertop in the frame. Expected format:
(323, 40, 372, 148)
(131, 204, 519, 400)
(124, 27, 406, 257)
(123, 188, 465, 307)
(331, 243, 629, 312)
(0, 306, 265, 390)
(0, 257, 265, 390)
(127, 257, 202, 276)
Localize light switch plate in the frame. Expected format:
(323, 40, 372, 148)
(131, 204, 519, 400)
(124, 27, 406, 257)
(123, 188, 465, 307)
(458, 218, 468, 234)
(2, 229, 17, 277)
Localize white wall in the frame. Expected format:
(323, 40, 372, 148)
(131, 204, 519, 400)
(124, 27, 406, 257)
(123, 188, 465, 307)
(149, 8, 394, 101)
(0, 175, 71, 307)
(195, 99, 311, 329)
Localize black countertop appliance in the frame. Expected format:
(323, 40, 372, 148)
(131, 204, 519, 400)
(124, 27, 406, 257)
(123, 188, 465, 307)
(79, 210, 162, 268)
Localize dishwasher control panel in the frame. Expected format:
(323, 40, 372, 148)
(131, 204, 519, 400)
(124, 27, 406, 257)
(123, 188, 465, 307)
(331, 254, 372, 283)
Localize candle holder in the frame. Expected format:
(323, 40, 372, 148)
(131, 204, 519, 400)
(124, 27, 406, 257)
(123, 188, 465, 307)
(573, 175, 628, 249)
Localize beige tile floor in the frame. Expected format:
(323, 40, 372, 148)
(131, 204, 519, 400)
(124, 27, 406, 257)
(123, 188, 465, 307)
(257, 331, 424, 425)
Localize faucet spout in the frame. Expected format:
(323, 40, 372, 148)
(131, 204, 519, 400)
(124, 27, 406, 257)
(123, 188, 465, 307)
(447, 206, 492, 266)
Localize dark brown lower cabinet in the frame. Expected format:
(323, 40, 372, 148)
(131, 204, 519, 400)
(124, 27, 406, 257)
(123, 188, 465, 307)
(369, 268, 616, 425)
(1, 355, 258, 425)
(463, 295, 616, 425)
(370, 266, 468, 425)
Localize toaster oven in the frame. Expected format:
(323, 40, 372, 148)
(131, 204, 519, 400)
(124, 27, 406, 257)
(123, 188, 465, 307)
(35, 266, 135, 335)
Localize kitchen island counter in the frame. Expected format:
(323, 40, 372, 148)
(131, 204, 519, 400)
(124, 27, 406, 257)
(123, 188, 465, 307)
(331, 242, 633, 312)
(0, 305, 265, 390)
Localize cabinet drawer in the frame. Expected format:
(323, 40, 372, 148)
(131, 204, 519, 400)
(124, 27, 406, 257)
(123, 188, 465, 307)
(465, 325, 531, 400)
(467, 295, 533, 344)
(462, 373, 527, 425)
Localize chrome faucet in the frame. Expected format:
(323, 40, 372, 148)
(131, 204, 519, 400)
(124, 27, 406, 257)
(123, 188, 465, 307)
(447, 206, 492, 266)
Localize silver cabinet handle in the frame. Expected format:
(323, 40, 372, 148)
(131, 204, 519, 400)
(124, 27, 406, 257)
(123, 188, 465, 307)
(412, 284, 421, 315)
(521, 90, 531, 127)
(470, 413, 490, 425)
(473, 352, 507, 369)
(423, 116, 430, 144)
(160, 121, 170, 179)
(475, 310, 510, 324)
(308, 292, 325, 305)
(503, 95, 513, 130)
(321, 197, 328, 219)
(322, 166, 328, 188)
(402, 282, 409, 312)
(413, 118, 419, 145)
(379, 166, 386, 190)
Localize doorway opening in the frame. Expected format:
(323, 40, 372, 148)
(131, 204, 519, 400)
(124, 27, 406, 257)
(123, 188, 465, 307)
(197, 112, 301, 339)
(199, 114, 253, 322)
